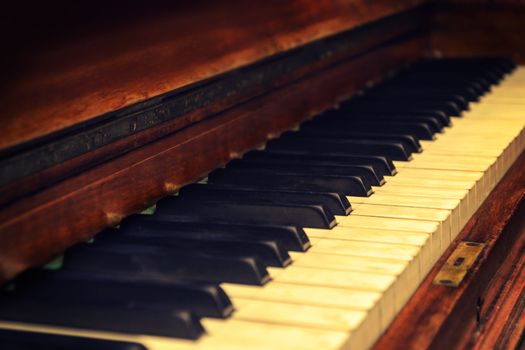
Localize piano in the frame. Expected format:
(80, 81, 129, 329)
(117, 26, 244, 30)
(0, 1, 524, 349)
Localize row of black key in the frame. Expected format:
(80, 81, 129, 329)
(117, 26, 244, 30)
(0, 58, 515, 348)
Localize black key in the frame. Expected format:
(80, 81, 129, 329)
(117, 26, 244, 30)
(0, 299, 203, 340)
(375, 82, 480, 98)
(362, 91, 469, 111)
(390, 75, 491, 94)
(277, 130, 416, 157)
(0, 328, 146, 350)
(414, 57, 512, 70)
(243, 150, 396, 176)
(489, 57, 515, 69)
(295, 119, 434, 140)
(155, 198, 336, 229)
(347, 97, 462, 116)
(179, 183, 352, 215)
(368, 85, 479, 102)
(342, 110, 450, 128)
(340, 98, 461, 118)
(97, 229, 291, 268)
(335, 103, 451, 126)
(13, 270, 234, 319)
(408, 73, 493, 89)
(353, 99, 461, 117)
(409, 61, 506, 82)
(225, 158, 383, 186)
(63, 243, 270, 285)
(327, 113, 443, 133)
(413, 58, 511, 78)
(208, 167, 372, 197)
(121, 215, 310, 252)
(491, 57, 516, 73)
(297, 125, 421, 153)
(267, 134, 413, 161)
(323, 107, 446, 131)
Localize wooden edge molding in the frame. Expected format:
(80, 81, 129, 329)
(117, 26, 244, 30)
(373, 150, 525, 350)
(0, 35, 427, 284)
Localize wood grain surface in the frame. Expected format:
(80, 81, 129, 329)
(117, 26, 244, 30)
(431, 2, 525, 64)
(0, 0, 424, 152)
(0, 8, 427, 205)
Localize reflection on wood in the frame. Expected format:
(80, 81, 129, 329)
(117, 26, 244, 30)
(0, 0, 424, 151)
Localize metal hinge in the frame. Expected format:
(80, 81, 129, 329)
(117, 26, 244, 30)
(433, 241, 486, 287)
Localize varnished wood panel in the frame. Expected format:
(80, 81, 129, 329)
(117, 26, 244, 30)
(471, 243, 525, 349)
(0, 36, 427, 284)
(373, 151, 525, 350)
(430, 3, 525, 63)
(0, 0, 425, 152)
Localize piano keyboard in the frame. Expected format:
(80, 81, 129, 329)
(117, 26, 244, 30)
(1, 58, 524, 350)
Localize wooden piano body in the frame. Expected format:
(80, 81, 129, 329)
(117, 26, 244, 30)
(0, 1, 524, 348)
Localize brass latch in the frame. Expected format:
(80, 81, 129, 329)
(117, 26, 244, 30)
(433, 241, 485, 287)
